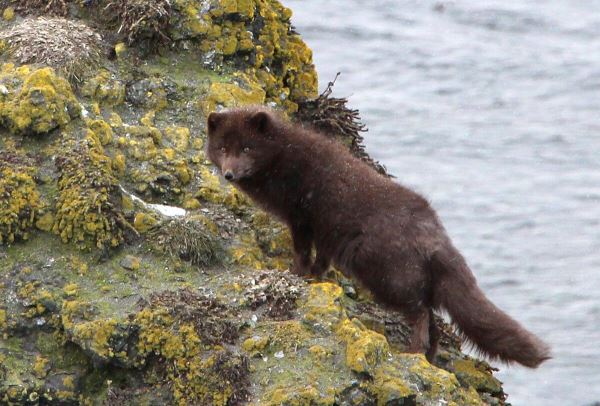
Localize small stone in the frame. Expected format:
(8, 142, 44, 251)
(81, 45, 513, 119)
(35, 212, 55, 232)
(2, 7, 15, 21)
(120, 255, 141, 271)
(114, 42, 127, 58)
(133, 212, 157, 233)
(342, 280, 358, 299)
(274, 350, 284, 359)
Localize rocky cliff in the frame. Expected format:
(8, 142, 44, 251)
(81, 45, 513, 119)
(0, 1, 506, 405)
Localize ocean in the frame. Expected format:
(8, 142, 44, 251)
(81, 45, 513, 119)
(285, 0, 600, 404)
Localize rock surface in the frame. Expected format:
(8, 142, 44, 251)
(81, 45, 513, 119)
(0, 1, 506, 405)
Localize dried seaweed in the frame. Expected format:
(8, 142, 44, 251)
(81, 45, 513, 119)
(140, 288, 240, 345)
(104, 0, 171, 45)
(296, 73, 390, 176)
(0, 17, 106, 83)
(14, 0, 70, 16)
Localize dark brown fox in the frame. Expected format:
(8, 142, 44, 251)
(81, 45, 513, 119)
(206, 106, 551, 368)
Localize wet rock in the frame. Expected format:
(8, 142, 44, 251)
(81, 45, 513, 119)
(336, 383, 376, 406)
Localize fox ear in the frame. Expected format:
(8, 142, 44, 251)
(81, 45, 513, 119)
(207, 112, 223, 133)
(249, 111, 271, 134)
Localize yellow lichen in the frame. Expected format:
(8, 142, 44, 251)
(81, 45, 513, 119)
(63, 283, 79, 297)
(308, 345, 331, 361)
(174, 160, 191, 184)
(451, 359, 503, 394)
(114, 42, 127, 57)
(52, 136, 127, 250)
(164, 126, 190, 152)
(0, 309, 7, 332)
(2, 7, 15, 21)
(35, 212, 54, 232)
(242, 335, 270, 353)
(182, 197, 201, 210)
(0, 64, 80, 135)
(269, 320, 315, 355)
(16, 281, 54, 319)
(87, 119, 114, 145)
(201, 75, 266, 114)
(133, 212, 158, 233)
(134, 305, 244, 405)
(71, 319, 119, 360)
(174, 0, 317, 112)
(196, 165, 225, 203)
(302, 282, 346, 329)
(68, 255, 89, 275)
(33, 355, 49, 379)
(112, 153, 127, 175)
(229, 243, 266, 270)
(262, 385, 333, 406)
(80, 70, 125, 105)
(223, 186, 251, 214)
(62, 376, 75, 390)
(372, 365, 416, 406)
(140, 110, 155, 127)
(0, 151, 42, 245)
(121, 255, 141, 271)
(336, 318, 390, 374)
(109, 112, 123, 127)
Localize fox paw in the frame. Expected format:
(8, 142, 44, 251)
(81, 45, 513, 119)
(290, 264, 310, 277)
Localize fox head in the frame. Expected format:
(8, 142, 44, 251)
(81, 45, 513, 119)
(206, 108, 281, 182)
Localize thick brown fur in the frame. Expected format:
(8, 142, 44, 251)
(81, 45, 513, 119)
(206, 106, 551, 368)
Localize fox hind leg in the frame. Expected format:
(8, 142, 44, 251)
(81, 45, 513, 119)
(406, 308, 439, 362)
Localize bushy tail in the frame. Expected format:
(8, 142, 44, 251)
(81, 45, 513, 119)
(431, 245, 551, 368)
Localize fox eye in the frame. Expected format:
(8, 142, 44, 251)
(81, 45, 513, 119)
(220, 147, 226, 153)
(242, 146, 250, 153)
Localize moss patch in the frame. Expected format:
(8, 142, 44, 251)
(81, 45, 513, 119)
(148, 216, 225, 268)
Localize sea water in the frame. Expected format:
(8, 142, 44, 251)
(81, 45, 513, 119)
(285, 1, 600, 404)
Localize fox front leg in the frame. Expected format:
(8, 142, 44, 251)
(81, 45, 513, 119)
(289, 222, 313, 276)
(310, 250, 330, 278)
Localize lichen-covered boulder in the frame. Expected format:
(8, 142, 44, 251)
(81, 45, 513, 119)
(0, 1, 508, 405)
(0, 64, 80, 135)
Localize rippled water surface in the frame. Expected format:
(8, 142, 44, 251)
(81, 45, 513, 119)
(285, 1, 600, 404)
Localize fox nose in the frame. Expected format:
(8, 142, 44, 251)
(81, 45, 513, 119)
(224, 170, 234, 181)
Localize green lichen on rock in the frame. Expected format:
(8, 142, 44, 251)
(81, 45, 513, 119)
(0, 149, 42, 245)
(52, 135, 128, 250)
(0, 64, 80, 135)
